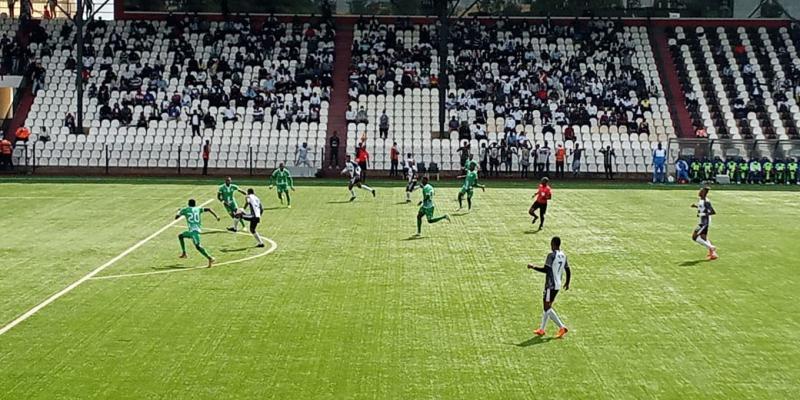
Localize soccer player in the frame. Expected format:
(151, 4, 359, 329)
(269, 162, 295, 208)
(235, 188, 266, 248)
(404, 156, 419, 203)
(415, 176, 450, 236)
(176, 199, 220, 268)
(341, 154, 376, 201)
(528, 236, 571, 339)
(691, 186, 718, 260)
(528, 177, 551, 230)
(218, 176, 246, 232)
(456, 162, 486, 211)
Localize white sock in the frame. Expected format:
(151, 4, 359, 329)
(695, 236, 712, 250)
(232, 219, 240, 231)
(349, 189, 356, 197)
(539, 311, 549, 330)
(252, 232, 263, 245)
(548, 308, 565, 328)
(406, 191, 410, 201)
(360, 185, 373, 191)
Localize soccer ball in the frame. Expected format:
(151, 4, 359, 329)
(667, 175, 675, 183)
(234, 208, 245, 217)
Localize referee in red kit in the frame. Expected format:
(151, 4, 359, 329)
(528, 177, 551, 230)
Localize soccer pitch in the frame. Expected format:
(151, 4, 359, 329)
(1, 179, 798, 399)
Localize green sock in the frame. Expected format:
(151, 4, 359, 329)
(196, 245, 211, 259)
(179, 236, 186, 253)
(286, 192, 291, 206)
(458, 193, 463, 208)
(416, 216, 422, 234)
(428, 215, 447, 224)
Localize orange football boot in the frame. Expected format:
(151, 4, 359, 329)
(555, 327, 569, 339)
(533, 329, 546, 336)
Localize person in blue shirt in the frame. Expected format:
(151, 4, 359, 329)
(675, 158, 689, 183)
(652, 142, 667, 183)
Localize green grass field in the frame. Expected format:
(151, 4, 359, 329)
(1, 179, 799, 399)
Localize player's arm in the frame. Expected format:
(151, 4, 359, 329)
(456, 174, 466, 179)
(527, 264, 547, 273)
(237, 188, 247, 195)
(564, 264, 571, 291)
(268, 171, 276, 188)
(217, 190, 224, 202)
(707, 203, 716, 215)
(203, 207, 221, 221)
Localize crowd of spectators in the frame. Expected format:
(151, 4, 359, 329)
(349, 16, 438, 98)
(446, 17, 657, 144)
(45, 15, 334, 133)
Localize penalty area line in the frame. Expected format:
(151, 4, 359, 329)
(0, 199, 214, 337)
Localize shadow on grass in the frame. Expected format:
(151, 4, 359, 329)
(395, 201, 411, 205)
(327, 200, 354, 204)
(523, 229, 542, 235)
(402, 235, 428, 241)
(262, 206, 285, 211)
(513, 336, 554, 347)
(219, 247, 251, 253)
(679, 259, 707, 267)
(451, 212, 470, 217)
(152, 264, 189, 271)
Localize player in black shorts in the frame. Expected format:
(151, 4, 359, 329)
(235, 188, 265, 248)
(528, 236, 571, 339)
(691, 186, 717, 260)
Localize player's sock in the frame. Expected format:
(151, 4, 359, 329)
(547, 308, 565, 329)
(360, 184, 373, 192)
(178, 236, 186, 253)
(467, 196, 472, 210)
(349, 189, 356, 198)
(286, 193, 291, 206)
(196, 245, 211, 260)
(253, 232, 264, 246)
(458, 193, 463, 209)
(406, 191, 411, 202)
(278, 193, 283, 204)
(539, 311, 549, 330)
(695, 236, 712, 250)
(416, 216, 422, 234)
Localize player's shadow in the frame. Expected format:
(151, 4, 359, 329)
(327, 200, 353, 204)
(219, 247, 250, 253)
(513, 336, 554, 347)
(152, 264, 189, 271)
(262, 206, 284, 211)
(679, 259, 707, 267)
(395, 201, 411, 205)
(523, 229, 542, 235)
(402, 235, 428, 241)
(451, 212, 470, 217)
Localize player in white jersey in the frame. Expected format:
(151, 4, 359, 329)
(295, 142, 313, 168)
(235, 188, 265, 247)
(404, 154, 419, 203)
(528, 236, 571, 339)
(341, 154, 376, 201)
(691, 186, 717, 260)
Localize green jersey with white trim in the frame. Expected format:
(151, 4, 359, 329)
(178, 206, 204, 232)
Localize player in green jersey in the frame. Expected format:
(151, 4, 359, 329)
(269, 162, 296, 208)
(415, 176, 450, 236)
(456, 162, 485, 211)
(175, 199, 220, 268)
(218, 176, 246, 232)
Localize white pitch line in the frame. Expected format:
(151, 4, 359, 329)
(89, 230, 278, 281)
(0, 199, 214, 337)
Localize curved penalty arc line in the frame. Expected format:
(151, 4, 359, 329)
(89, 229, 278, 281)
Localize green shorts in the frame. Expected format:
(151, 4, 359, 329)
(419, 206, 434, 220)
(459, 186, 474, 196)
(180, 230, 201, 246)
(224, 200, 238, 215)
(276, 184, 289, 194)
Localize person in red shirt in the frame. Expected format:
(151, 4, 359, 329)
(355, 143, 369, 182)
(555, 144, 566, 178)
(528, 177, 552, 230)
(202, 140, 210, 176)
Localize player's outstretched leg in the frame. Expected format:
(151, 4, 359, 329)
(360, 184, 376, 197)
(348, 185, 357, 201)
(195, 244, 214, 267)
(277, 192, 284, 205)
(467, 193, 473, 210)
(416, 212, 423, 235)
(457, 192, 464, 209)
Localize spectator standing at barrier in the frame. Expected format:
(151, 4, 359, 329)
(329, 132, 340, 168)
(501, 140, 514, 172)
(536, 144, 549, 175)
(652, 143, 667, 183)
(479, 142, 488, 173)
(65, 113, 76, 132)
(295, 142, 313, 168)
(520, 145, 531, 178)
(390, 142, 399, 177)
(379, 111, 389, 139)
(676, 158, 689, 183)
(457, 141, 470, 168)
(488, 142, 500, 177)
(600, 146, 616, 180)
(571, 144, 583, 177)
(0, 137, 13, 170)
(202, 140, 210, 176)
(555, 143, 566, 179)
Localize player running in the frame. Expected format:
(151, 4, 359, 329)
(529, 177, 551, 230)
(269, 162, 295, 208)
(415, 176, 450, 236)
(404, 154, 418, 203)
(528, 236, 571, 339)
(218, 176, 246, 232)
(691, 186, 718, 260)
(341, 154, 376, 201)
(456, 162, 485, 211)
(175, 199, 220, 268)
(235, 188, 266, 248)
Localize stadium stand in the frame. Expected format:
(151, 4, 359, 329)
(23, 15, 334, 170)
(669, 23, 800, 158)
(349, 17, 673, 174)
